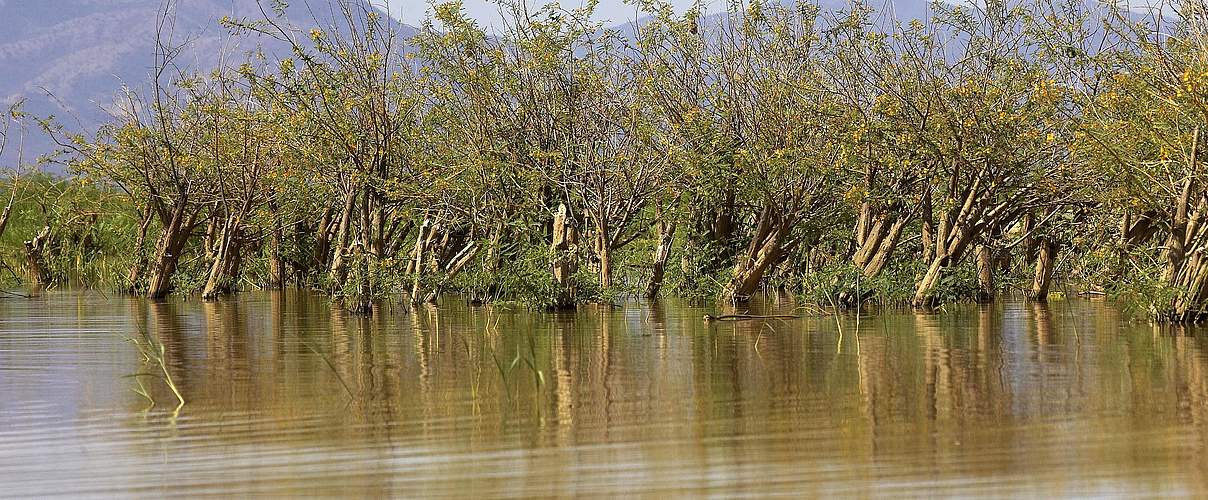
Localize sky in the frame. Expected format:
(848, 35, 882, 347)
(370, 0, 705, 31)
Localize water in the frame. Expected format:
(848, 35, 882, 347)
(1, 291, 1206, 497)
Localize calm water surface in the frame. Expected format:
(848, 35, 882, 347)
(1, 291, 1207, 497)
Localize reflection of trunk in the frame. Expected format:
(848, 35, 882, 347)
(126, 206, 154, 294)
(550, 203, 578, 307)
(1032, 302, 1053, 345)
(24, 225, 51, 285)
(201, 211, 246, 300)
(147, 200, 199, 300)
(646, 216, 676, 299)
(724, 206, 792, 302)
(1027, 237, 1057, 301)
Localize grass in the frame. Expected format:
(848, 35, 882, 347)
(125, 327, 185, 411)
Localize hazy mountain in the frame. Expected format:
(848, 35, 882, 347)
(0, 0, 409, 169)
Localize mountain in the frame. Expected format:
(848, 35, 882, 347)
(0, 0, 410, 170)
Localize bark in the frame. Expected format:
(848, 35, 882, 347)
(201, 212, 246, 300)
(550, 203, 579, 307)
(645, 217, 676, 299)
(0, 191, 13, 241)
(410, 217, 431, 304)
(328, 191, 356, 286)
(852, 210, 910, 278)
(310, 206, 335, 276)
(975, 244, 995, 302)
(24, 225, 51, 285)
(423, 240, 479, 304)
(1028, 237, 1058, 301)
(724, 206, 792, 302)
(266, 200, 285, 290)
(146, 200, 198, 300)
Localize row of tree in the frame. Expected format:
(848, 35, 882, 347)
(9, 0, 1208, 321)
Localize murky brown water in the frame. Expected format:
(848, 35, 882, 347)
(1, 291, 1207, 497)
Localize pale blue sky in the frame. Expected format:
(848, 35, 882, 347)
(370, 0, 706, 31)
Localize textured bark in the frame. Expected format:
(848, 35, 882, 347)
(1028, 238, 1057, 301)
(724, 207, 792, 302)
(645, 217, 676, 299)
(550, 203, 579, 307)
(1154, 126, 1208, 322)
(201, 214, 245, 300)
(265, 200, 285, 290)
(328, 192, 355, 286)
(23, 225, 52, 285)
(0, 191, 13, 241)
(976, 244, 995, 302)
(146, 200, 198, 300)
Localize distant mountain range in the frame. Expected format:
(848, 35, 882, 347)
(0, 0, 412, 170)
(0, 0, 942, 170)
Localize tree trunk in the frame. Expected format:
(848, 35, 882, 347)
(853, 213, 909, 278)
(724, 207, 791, 302)
(976, 244, 995, 302)
(550, 203, 578, 307)
(328, 191, 355, 286)
(146, 201, 197, 300)
(646, 218, 676, 299)
(24, 225, 51, 285)
(201, 214, 245, 300)
(410, 217, 431, 304)
(0, 191, 13, 241)
(1028, 238, 1057, 302)
(266, 200, 285, 290)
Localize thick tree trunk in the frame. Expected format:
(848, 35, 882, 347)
(266, 200, 285, 290)
(410, 217, 432, 304)
(724, 207, 791, 302)
(146, 201, 197, 300)
(328, 192, 355, 286)
(1028, 238, 1057, 301)
(201, 214, 245, 300)
(852, 212, 910, 278)
(550, 203, 578, 307)
(309, 206, 335, 277)
(646, 218, 676, 299)
(912, 257, 947, 308)
(24, 225, 51, 285)
(976, 244, 995, 302)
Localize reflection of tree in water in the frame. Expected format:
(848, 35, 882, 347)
(109, 294, 1208, 495)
